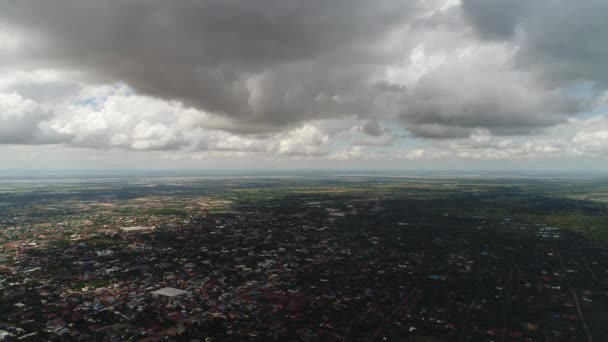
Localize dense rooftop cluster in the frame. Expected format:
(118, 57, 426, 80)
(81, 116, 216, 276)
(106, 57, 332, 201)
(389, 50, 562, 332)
(1, 178, 608, 341)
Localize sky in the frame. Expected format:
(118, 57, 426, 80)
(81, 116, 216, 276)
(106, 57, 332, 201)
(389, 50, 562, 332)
(1, 0, 608, 171)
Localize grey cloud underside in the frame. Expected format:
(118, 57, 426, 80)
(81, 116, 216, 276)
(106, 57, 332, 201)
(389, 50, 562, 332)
(461, 0, 528, 40)
(0, 0, 603, 144)
(400, 64, 580, 139)
(462, 0, 608, 86)
(0, 0, 416, 132)
(361, 121, 384, 137)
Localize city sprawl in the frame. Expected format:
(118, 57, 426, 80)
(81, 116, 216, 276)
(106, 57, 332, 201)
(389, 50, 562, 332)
(1, 176, 608, 341)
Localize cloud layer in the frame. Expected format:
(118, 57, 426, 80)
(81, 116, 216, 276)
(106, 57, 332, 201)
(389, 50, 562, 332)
(0, 0, 607, 165)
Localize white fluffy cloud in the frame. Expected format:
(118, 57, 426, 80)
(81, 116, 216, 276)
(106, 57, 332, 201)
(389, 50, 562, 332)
(1, 84, 341, 157)
(0, 92, 68, 144)
(399, 117, 608, 161)
(571, 116, 608, 157)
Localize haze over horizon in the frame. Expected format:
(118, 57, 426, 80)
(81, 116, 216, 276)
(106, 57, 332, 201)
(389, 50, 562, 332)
(1, 1, 608, 171)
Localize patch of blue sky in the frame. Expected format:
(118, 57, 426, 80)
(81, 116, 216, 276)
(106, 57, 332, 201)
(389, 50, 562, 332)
(72, 97, 104, 111)
(70, 83, 135, 111)
(328, 140, 350, 151)
(567, 81, 607, 119)
(568, 82, 595, 99)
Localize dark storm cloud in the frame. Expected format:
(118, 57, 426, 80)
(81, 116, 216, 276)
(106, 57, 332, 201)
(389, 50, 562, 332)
(462, 0, 608, 85)
(0, 0, 600, 143)
(399, 64, 580, 138)
(461, 0, 528, 40)
(0, 0, 418, 132)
